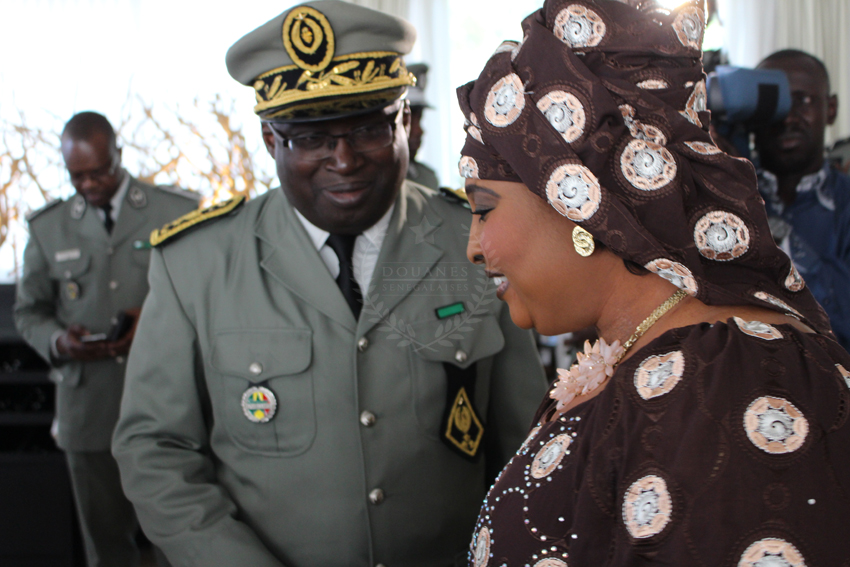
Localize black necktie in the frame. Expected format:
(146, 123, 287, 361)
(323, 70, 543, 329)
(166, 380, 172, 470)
(101, 203, 114, 234)
(326, 233, 363, 319)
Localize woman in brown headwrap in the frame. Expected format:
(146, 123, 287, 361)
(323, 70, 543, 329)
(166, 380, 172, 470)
(457, 0, 850, 565)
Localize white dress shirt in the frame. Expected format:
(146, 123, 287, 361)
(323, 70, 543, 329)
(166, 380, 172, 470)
(94, 169, 130, 224)
(294, 204, 394, 293)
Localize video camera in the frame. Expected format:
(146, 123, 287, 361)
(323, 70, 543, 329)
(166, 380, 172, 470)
(706, 66, 791, 159)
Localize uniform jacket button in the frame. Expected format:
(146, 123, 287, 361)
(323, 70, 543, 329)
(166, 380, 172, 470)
(454, 349, 468, 364)
(357, 337, 369, 352)
(249, 362, 263, 375)
(369, 488, 385, 505)
(360, 411, 376, 427)
(109, 280, 119, 290)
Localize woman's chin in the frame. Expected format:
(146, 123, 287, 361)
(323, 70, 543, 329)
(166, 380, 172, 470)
(505, 301, 536, 331)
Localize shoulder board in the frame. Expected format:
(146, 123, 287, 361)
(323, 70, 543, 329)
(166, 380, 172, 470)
(150, 195, 246, 247)
(439, 187, 470, 208)
(155, 185, 201, 202)
(25, 199, 62, 222)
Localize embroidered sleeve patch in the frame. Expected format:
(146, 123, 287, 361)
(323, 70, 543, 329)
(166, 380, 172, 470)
(445, 386, 484, 458)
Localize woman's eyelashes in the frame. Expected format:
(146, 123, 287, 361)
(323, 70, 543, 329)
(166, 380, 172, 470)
(472, 207, 494, 221)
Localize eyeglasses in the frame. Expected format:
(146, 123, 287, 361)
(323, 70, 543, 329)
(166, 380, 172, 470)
(68, 156, 120, 186)
(266, 106, 402, 161)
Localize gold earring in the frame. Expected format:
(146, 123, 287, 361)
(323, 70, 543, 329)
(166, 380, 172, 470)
(572, 225, 595, 257)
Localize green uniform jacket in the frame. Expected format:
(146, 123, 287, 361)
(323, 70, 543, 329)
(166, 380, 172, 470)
(112, 182, 547, 567)
(14, 176, 200, 451)
(406, 159, 440, 190)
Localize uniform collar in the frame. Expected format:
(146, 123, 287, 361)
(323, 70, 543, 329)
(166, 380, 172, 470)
(294, 203, 396, 251)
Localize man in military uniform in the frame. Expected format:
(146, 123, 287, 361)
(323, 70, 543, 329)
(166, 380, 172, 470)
(112, 2, 547, 566)
(405, 63, 440, 190)
(14, 111, 199, 567)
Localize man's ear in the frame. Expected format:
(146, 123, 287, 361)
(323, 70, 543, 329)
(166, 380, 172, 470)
(401, 100, 412, 136)
(827, 93, 838, 126)
(261, 123, 276, 157)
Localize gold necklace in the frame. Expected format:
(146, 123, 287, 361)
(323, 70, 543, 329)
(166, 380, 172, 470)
(617, 288, 689, 362)
(549, 288, 689, 414)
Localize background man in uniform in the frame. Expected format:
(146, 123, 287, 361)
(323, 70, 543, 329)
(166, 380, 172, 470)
(405, 63, 440, 190)
(112, 2, 546, 566)
(753, 50, 850, 349)
(14, 111, 199, 567)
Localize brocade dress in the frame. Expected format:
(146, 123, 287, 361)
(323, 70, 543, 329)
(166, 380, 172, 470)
(469, 317, 850, 566)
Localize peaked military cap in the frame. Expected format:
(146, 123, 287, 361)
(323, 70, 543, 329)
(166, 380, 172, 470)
(226, 0, 417, 122)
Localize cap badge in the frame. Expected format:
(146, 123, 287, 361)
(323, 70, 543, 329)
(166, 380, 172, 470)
(282, 6, 335, 73)
(241, 386, 277, 423)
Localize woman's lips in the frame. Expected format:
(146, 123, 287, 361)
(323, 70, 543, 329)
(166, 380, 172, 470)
(492, 275, 509, 300)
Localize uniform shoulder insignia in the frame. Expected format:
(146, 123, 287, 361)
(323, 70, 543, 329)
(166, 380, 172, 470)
(150, 194, 246, 247)
(439, 187, 470, 208)
(155, 185, 202, 202)
(25, 199, 62, 222)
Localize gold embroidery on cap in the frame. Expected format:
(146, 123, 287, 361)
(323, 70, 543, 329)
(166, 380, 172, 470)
(282, 6, 335, 73)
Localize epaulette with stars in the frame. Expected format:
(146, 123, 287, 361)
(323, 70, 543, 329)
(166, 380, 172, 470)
(439, 187, 470, 209)
(150, 195, 245, 247)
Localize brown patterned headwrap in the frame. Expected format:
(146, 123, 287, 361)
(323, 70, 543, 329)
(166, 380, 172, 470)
(457, 0, 831, 335)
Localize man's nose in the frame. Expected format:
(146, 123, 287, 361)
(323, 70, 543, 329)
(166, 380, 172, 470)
(325, 137, 361, 172)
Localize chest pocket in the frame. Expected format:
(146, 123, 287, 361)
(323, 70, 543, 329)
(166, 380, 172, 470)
(406, 314, 505, 439)
(51, 254, 91, 281)
(130, 248, 152, 269)
(211, 328, 315, 456)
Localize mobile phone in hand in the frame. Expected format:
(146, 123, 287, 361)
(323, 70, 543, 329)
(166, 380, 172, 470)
(107, 311, 134, 342)
(79, 333, 108, 343)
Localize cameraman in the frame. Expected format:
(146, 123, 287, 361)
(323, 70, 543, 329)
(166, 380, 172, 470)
(753, 49, 850, 350)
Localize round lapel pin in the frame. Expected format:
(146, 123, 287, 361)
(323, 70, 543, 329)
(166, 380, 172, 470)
(241, 386, 277, 423)
(70, 196, 86, 219)
(128, 186, 147, 208)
